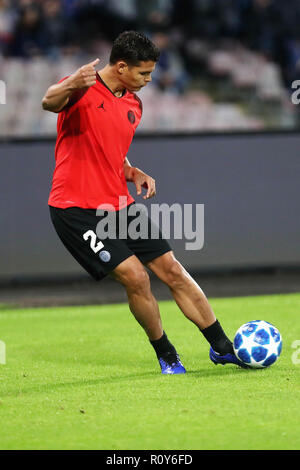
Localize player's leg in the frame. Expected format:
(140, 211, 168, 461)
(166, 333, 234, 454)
(110, 254, 162, 340)
(145, 251, 243, 365)
(110, 255, 186, 374)
(145, 251, 218, 329)
(149, 252, 216, 329)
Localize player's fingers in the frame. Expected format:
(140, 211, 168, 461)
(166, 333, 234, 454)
(87, 58, 100, 68)
(85, 79, 97, 87)
(149, 179, 156, 196)
(151, 179, 156, 197)
(79, 69, 97, 87)
(81, 70, 96, 78)
(145, 186, 152, 199)
(81, 67, 97, 77)
(81, 72, 96, 82)
(135, 182, 142, 196)
(84, 70, 97, 78)
(145, 178, 156, 199)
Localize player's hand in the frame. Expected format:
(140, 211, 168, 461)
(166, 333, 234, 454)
(69, 58, 100, 90)
(133, 168, 156, 199)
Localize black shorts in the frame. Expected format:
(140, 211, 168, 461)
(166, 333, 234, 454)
(49, 203, 172, 281)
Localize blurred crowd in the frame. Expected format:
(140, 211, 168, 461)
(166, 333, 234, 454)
(0, 0, 299, 135)
(1, 0, 300, 89)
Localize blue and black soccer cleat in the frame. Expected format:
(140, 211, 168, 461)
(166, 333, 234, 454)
(158, 352, 186, 374)
(209, 346, 249, 368)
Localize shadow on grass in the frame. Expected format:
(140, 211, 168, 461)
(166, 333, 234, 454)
(0, 365, 254, 398)
(0, 371, 160, 397)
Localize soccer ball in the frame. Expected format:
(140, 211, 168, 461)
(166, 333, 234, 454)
(233, 320, 282, 368)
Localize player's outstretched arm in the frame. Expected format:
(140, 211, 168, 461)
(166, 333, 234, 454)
(42, 58, 100, 113)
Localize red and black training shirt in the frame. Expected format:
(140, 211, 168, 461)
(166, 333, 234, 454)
(48, 73, 143, 210)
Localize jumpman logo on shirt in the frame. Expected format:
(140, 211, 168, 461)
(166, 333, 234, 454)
(97, 101, 106, 111)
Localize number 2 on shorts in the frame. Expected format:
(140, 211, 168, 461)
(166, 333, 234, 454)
(83, 230, 104, 253)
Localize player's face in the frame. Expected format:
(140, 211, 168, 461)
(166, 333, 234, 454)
(119, 61, 156, 92)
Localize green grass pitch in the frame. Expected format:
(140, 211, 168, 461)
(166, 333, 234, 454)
(0, 293, 299, 450)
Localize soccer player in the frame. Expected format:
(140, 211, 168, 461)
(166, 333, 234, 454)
(42, 31, 244, 374)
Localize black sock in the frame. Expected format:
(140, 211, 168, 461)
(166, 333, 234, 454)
(150, 331, 177, 358)
(200, 319, 234, 355)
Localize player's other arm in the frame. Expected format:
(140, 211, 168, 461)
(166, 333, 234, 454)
(42, 58, 100, 113)
(124, 157, 156, 199)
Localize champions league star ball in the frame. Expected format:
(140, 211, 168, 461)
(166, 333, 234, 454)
(233, 320, 282, 368)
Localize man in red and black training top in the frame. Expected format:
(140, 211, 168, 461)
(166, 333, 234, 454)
(43, 31, 243, 374)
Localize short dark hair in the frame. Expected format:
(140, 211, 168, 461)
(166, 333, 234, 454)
(109, 31, 160, 66)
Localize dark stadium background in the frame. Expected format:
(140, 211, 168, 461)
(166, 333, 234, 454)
(0, 0, 300, 307)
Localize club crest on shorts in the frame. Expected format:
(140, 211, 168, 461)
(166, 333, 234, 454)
(99, 250, 111, 262)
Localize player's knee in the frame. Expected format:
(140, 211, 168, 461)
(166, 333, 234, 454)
(124, 268, 150, 294)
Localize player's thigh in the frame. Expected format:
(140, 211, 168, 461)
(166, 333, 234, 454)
(125, 204, 172, 265)
(49, 205, 134, 281)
